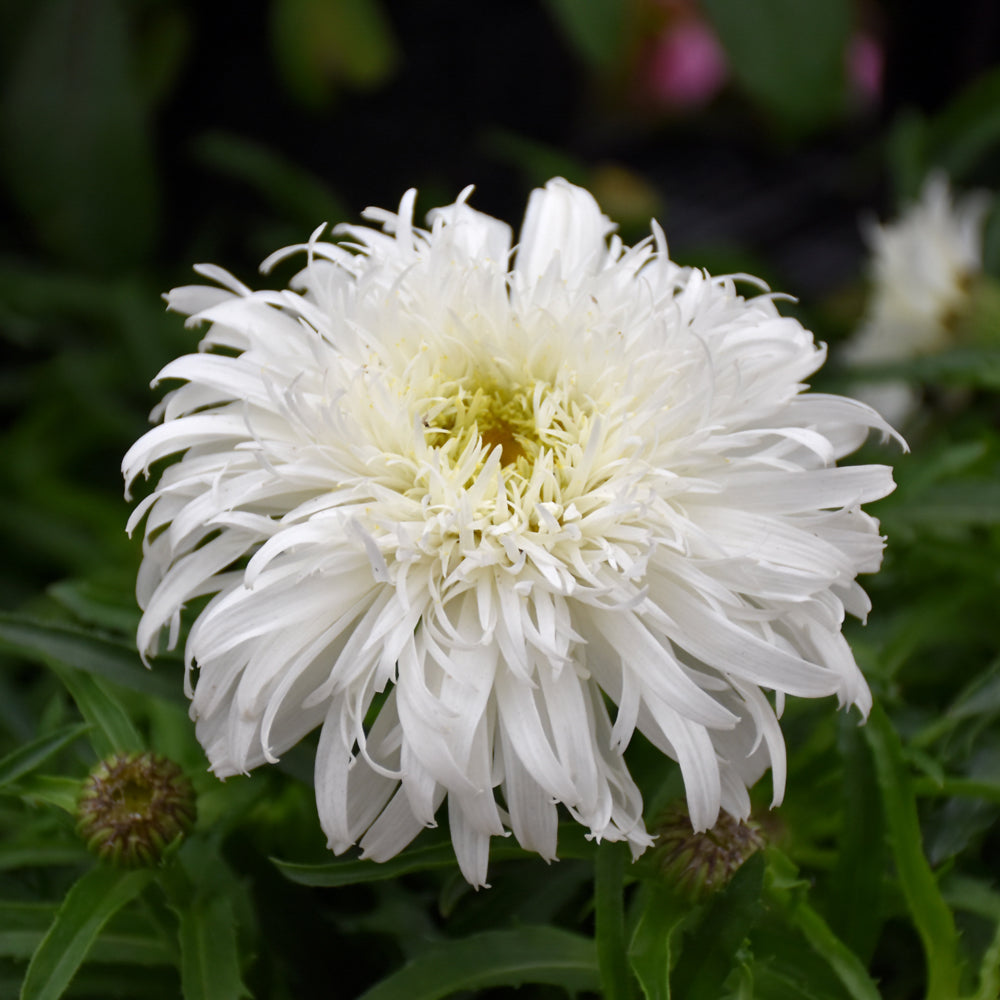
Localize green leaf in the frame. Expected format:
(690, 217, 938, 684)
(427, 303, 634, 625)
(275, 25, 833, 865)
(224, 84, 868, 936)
(628, 884, 689, 1000)
(885, 480, 1000, 529)
(669, 853, 765, 1000)
(270, 0, 397, 106)
(595, 840, 636, 1000)
(702, 0, 850, 131)
(0, 901, 172, 965)
(47, 579, 140, 636)
(174, 895, 250, 1000)
(0, 844, 88, 872)
(0, 614, 183, 703)
(848, 346, 1000, 391)
(12, 775, 82, 814)
(865, 706, 960, 1000)
(925, 66, 1000, 182)
(355, 927, 600, 1000)
(0, 723, 90, 790)
(827, 719, 884, 960)
(273, 824, 595, 886)
(20, 865, 154, 1000)
(541, 0, 630, 70)
(47, 664, 143, 757)
(793, 903, 883, 1000)
(192, 131, 348, 232)
(0, 0, 158, 269)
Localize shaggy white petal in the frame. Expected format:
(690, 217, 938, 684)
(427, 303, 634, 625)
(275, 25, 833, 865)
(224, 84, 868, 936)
(125, 177, 899, 885)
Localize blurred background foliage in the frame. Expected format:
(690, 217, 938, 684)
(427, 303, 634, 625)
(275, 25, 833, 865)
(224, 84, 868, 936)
(2, 1, 1000, 998)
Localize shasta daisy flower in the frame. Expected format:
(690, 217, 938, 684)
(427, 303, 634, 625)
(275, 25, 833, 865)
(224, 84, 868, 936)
(124, 178, 899, 885)
(844, 173, 991, 423)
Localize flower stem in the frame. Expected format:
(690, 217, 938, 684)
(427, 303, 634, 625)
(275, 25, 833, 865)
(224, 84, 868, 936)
(594, 840, 636, 1000)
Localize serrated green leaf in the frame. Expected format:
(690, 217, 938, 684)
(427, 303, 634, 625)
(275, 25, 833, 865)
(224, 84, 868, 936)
(0, 614, 183, 703)
(174, 895, 249, 1000)
(865, 706, 960, 1000)
(356, 927, 600, 1000)
(0, 723, 90, 790)
(19, 865, 154, 1000)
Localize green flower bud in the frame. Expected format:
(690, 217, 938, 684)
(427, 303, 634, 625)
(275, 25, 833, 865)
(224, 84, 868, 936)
(76, 752, 196, 867)
(650, 802, 764, 901)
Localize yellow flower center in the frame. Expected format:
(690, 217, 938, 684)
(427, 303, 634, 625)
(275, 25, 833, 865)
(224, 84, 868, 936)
(425, 379, 539, 471)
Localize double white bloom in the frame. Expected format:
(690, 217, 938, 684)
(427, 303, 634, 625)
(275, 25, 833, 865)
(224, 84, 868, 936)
(845, 174, 991, 423)
(124, 179, 898, 885)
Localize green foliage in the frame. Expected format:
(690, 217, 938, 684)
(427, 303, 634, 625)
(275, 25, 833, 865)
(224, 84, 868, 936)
(19, 866, 156, 1000)
(270, 0, 398, 106)
(541, 0, 633, 71)
(1, 0, 158, 270)
(2, 4, 1000, 997)
(353, 927, 601, 1000)
(701, 0, 851, 132)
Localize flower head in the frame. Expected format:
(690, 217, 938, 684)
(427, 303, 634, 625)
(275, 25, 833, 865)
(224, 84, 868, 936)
(77, 752, 196, 866)
(650, 801, 764, 900)
(844, 173, 991, 423)
(124, 179, 898, 885)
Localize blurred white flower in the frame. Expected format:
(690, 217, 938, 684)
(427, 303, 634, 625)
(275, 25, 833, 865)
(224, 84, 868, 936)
(845, 173, 991, 424)
(124, 179, 898, 885)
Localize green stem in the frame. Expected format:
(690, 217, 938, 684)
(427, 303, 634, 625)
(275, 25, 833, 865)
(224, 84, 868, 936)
(594, 840, 636, 1000)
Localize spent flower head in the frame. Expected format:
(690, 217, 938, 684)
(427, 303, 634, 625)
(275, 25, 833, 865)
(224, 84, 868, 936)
(124, 178, 899, 885)
(77, 752, 196, 867)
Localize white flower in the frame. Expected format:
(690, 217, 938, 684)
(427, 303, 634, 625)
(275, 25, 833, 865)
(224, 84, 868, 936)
(124, 178, 899, 886)
(844, 173, 991, 424)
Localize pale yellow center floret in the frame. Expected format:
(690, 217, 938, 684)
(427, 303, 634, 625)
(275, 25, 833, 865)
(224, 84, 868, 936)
(422, 373, 589, 486)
